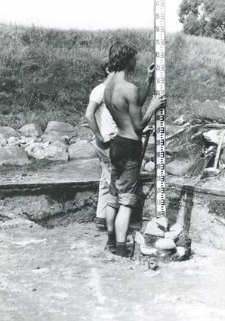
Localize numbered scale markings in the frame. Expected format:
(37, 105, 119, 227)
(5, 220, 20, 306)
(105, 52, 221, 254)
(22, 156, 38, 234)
(154, 0, 166, 217)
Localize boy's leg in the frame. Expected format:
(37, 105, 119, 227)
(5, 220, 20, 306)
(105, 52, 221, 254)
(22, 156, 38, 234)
(115, 205, 132, 242)
(105, 166, 119, 253)
(106, 205, 117, 233)
(114, 161, 141, 257)
(96, 160, 111, 229)
(105, 205, 117, 253)
(93, 139, 111, 229)
(115, 205, 132, 257)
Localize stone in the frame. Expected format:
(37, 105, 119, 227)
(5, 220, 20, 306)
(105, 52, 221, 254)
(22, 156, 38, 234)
(169, 223, 183, 237)
(166, 125, 206, 177)
(25, 141, 48, 151)
(50, 140, 68, 151)
(192, 118, 203, 124)
(181, 122, 191, 129)
(44, 121, 76, 139)
(0, 146, 30, 166)
(170, 247, 188, 262)
(144, 221, 165, 237)
(166, 160, 193, 176)
(202, 167, 220, 177)
(19, 136, 37, 147)
(68, 136, 78, 145)
(25, 142, 68, 161)
(7, 136, 20, 145)
(144, 235, 163, 247)
(74, 125, 94, 142)
(42, 133, 69, 144)
(187, 149, 216, 178)
(140, 245, 158, 256)
(153, 217, 169, 232)
(19, 123, 42, 137)
(164, 232, 178, 241)
(176, 246, 186, 256)
(155, 238, 176, 250)
(134, 231, 145, 245)
(143, 152, 154, 162)
(203, 130, 225, 146)
(174, 115, 185, 126)
(166, 124, 179, 136)
(0, 134, 7, 147)
(68, 141, 97, 160)
(0, 126, 20, 139)
(145, 161, 155, 173)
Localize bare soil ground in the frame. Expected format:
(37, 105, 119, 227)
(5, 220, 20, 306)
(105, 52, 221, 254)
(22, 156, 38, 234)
(1, 221, 225, 321)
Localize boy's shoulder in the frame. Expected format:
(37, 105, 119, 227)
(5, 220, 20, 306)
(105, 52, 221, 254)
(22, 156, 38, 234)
(92, 83, 105, 93)
(90, 83, 105, 103)
(120, 81, 138, 97)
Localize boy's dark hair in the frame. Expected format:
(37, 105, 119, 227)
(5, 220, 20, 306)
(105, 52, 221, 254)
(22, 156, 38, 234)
(100, 58, 109, 77)
(108, 41, 137, 72)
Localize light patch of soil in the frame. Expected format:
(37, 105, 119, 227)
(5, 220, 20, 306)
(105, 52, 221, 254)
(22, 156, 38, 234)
(0, 221, 225, 321)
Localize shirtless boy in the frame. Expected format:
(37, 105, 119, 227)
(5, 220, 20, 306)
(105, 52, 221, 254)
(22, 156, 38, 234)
(104, 41, 167, 257)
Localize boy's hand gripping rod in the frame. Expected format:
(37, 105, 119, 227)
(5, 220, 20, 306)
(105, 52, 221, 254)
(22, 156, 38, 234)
(141, 124, 154, 162)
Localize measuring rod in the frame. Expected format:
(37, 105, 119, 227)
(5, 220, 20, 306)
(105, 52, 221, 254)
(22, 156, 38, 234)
(154, 0, 166, 218)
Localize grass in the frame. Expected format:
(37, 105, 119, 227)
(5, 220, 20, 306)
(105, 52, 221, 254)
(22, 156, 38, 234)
(0, 23, 225, 130)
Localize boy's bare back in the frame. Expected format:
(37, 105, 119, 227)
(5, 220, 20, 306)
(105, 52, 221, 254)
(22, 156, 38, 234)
(104, 74, 143, 141)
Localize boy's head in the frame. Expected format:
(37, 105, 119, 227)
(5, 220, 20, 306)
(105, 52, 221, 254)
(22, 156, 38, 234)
(108, 41, 138, 73)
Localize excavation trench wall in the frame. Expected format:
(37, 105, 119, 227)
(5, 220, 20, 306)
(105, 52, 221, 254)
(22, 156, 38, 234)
(0, 159, 225, 249)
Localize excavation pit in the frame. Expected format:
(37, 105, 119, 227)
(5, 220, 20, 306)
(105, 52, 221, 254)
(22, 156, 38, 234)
(1, 159, 225, 250)
(1, 159, 225, 320)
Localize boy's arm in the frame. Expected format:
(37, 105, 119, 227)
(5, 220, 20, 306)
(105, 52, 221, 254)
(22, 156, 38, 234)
(139, 63, 154, 106)
(128, 86, 167, 132)
(85, 101, 103, 141)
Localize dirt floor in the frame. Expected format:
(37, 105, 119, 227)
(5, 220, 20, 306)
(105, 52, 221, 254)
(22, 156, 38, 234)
(1, 221, 225, 321)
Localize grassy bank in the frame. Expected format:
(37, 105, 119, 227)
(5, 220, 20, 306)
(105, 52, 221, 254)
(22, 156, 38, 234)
(0, 23, 225, 130)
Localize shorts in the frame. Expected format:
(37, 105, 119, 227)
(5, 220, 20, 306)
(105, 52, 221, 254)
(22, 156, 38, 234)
(108, 135, 142, 209)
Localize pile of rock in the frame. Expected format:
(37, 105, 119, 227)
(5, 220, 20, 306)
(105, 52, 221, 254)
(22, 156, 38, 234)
(141, 100, 225, 178)
(166, 125, 225, 178)
(164, 100, 225, 178)
(0, 121, 97, 166)
(135, 217, 191, 262)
